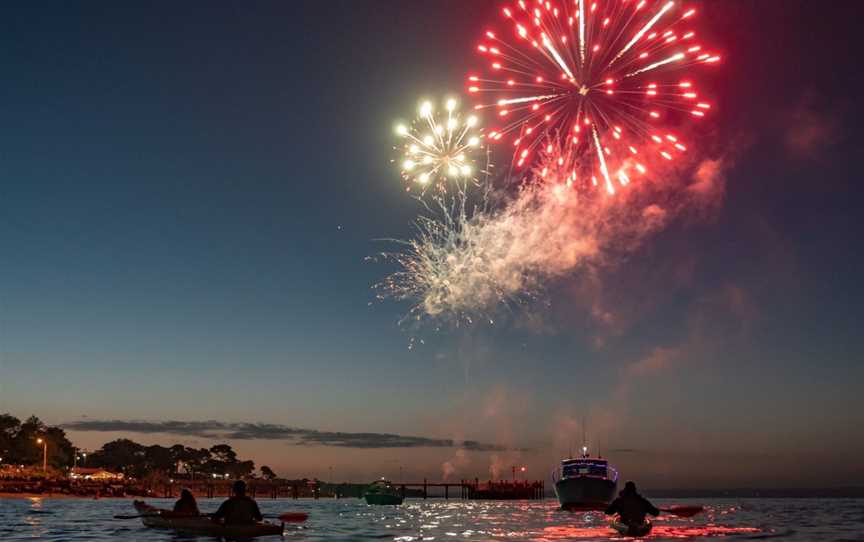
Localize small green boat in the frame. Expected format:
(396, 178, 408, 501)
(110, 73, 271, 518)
(363, 479, 404, 505)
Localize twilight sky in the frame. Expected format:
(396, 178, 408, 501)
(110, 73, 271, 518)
(1, 1, 862, 488)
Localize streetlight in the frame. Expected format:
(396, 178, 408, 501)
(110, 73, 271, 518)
(511, 465, 527, 482)
(74, 451, 88, 469)
(36, 438, 47, 474)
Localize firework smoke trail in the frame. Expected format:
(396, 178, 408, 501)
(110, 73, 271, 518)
(376, 149, 513, 327)
(469, 0, 720, 193)
(377, 146, 726, 325)
(380, 96, 515, 328)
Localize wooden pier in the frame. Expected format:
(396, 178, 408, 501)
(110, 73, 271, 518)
(369, 479, 544, 500)
(158, 478, 544, 501)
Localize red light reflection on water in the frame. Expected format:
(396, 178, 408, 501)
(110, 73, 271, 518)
(537, 524, 761, 540)
(651, 525, 762, 538)
(538, 525, 617, 539)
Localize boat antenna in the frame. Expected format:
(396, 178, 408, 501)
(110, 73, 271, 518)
(582, 416, 587, 457)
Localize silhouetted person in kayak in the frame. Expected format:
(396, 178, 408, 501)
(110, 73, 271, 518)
(604, 481, 660, 529)
(212, 480, 263, 526)
(172, 488, 200, 516)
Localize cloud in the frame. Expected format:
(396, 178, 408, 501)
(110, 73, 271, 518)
(624, 346, 682, 378)
(578, 280, 763, 451)
(379, 142, 733, 327)
(612, 346, 684, 406)
(617, 283, 758, 394)
(687, 283, 759, 346)
(62, 420, 508, 451)
(687, 158, 728, 208)
(783, 96, 843, 157)
(441, 447, 469, 481)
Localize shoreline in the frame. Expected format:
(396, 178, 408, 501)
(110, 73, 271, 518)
(0, 492, 140, 500)
(0, 493, 233, 500)
(0, 493, 329, 501)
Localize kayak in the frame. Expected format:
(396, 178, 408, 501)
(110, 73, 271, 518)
(611, 518, 652, 537)
(133, 501, 284, 538)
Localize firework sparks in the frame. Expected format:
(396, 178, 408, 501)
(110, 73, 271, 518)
(376, 150, 726, 325)
(469, 0, 720, 194)
(377, 2, 725, 326)
(373, 185, 525, 327)
(395, 98, 485, 192)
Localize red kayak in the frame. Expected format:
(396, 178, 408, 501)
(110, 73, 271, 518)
(611, 518, 653, 537)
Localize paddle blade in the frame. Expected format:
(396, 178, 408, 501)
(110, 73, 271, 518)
(277, 512, 309, 523)
(661, 505, 704, 518)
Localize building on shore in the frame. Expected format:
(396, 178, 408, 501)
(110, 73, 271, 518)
(70, 467, 124, 481)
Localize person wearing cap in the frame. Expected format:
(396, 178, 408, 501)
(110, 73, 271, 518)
(211, 480, 263, 526)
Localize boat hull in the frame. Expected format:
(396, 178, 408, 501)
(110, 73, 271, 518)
(554, 477, 617, 510)
(133, 501, 283, 538)
(364, 493, 404, 505)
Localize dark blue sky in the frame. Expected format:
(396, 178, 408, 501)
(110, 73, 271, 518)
(1, 1, 862, 486)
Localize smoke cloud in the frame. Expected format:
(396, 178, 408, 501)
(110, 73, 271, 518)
(383, 153, 729, 324)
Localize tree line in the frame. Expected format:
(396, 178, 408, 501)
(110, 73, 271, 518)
(0, 414, 277, 480)
(0, 414, 76, 468)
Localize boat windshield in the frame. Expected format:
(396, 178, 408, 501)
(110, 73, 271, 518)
(562, 461, 608, 478)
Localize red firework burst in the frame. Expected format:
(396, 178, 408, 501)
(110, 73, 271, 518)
(469, 0, 720, 194)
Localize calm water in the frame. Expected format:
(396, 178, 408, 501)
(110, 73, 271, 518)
(1, 497, 862, 541)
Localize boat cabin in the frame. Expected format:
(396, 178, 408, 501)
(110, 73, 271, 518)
(560, 458, 617, 481)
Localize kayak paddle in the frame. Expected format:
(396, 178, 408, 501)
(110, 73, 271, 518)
(660, 505, 704, 518)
